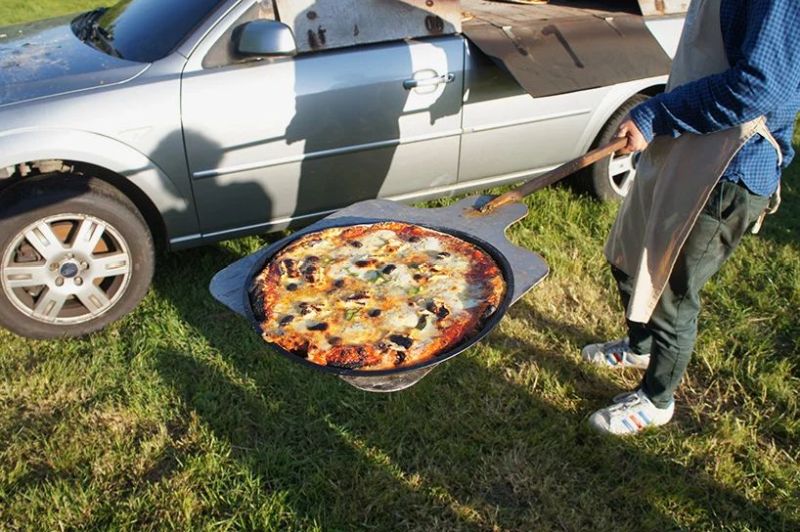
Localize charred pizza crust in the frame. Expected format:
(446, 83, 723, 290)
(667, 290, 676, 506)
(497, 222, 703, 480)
(252, 222, 506, 371)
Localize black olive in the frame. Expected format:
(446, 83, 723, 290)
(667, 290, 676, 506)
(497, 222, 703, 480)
(408, 236, 421, 243)
(334, 279, 345, 288)
(437, 252, 451, 258)
(308, 323, 329, 332)
(282, 259, 299, 277)
(368, 309, 382, 318)
(426, 301, 450, 320)
(279, 315, 295, 326)
(349, 240, 363, 248)
(286, 283, 298, 291)
(382, 264, 397, 274)
(389, 335, 413, 349)
(291, 343, 309, 358)
(413, 274, 424, 281)
(355, 260, 371, 268)
(416, 315, 427, 330)
(328, 336, 342, 346)
(394, 351, 407, 365)
(303, 265, 318, 283)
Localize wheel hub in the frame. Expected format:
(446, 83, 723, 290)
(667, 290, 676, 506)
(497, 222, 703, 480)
(59, 262, 80, 279)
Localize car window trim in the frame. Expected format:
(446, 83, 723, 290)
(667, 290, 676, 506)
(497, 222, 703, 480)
(176, 0, 247, 59)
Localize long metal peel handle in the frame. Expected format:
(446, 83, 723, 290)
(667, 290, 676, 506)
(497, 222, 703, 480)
(479, 137, 629, 213)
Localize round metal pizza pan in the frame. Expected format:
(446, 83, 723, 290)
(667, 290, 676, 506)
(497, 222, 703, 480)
(242, 221, 515, 392)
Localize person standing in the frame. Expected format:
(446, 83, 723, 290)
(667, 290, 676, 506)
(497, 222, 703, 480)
(581, 0, 800, 435)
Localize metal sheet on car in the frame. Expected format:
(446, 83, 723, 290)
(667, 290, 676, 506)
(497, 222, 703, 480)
(462, 13, 673, 98)
(274, 0, 462, 53)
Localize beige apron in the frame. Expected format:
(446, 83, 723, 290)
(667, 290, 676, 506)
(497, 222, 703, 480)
(604, 0, 783, 323)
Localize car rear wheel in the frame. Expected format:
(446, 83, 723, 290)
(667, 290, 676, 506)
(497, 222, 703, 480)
(585, 93, 650, 202)
(0, 176, 154, 339)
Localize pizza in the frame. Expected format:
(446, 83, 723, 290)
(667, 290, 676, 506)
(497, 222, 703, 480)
(251, 222, 506, 371)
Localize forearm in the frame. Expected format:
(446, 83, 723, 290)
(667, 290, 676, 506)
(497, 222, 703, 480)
(631, 69, 785, 142)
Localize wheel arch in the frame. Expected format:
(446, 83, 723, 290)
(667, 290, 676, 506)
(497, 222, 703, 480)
(637, 84, 667, 97)
(0, 129, 200, 250)
(77, 162, 168, 252)
(576, 79, 667, 155)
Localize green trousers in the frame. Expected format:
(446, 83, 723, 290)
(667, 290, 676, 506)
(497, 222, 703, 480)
(612, 180, 771, 408)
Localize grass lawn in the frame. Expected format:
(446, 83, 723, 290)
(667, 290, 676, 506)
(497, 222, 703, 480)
(1, 2, 799, 530)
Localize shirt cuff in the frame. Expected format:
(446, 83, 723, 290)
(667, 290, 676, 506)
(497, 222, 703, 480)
(629, 100, 659, 143)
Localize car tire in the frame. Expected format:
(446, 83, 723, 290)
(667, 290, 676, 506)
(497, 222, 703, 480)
(0, 175, 154, 339)
(584, 93, 650, 202)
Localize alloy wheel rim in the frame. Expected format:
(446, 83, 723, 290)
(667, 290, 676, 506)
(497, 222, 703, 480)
(607, 152, 639, 197)
(1, 214, 132, 325)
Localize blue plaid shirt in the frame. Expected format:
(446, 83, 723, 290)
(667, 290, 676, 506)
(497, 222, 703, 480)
(631, 0, 800, 197)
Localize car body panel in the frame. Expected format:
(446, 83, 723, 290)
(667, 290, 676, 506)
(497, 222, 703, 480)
(0, 48, 200, 240)
(0, 127, 196, 238)
(182, 3, 465, 237)
(0, 15, 149, 107)
(460, 41, 594, 184)
(458, 39, 670, 187)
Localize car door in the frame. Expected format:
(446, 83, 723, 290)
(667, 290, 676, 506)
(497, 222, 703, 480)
(180, 2, 464, 239)
(457, 42, 598, 187)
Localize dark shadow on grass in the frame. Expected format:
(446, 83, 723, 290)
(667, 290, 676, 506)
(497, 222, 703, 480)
(149, 242, 800, 530)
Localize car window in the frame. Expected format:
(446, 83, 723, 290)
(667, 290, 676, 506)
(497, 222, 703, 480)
(203, 1, 276, 69)
(90, 0, 227, 62)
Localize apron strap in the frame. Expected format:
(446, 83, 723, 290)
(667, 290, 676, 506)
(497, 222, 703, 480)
(755, 119, 784, 167)
(751, 119, 783, 235)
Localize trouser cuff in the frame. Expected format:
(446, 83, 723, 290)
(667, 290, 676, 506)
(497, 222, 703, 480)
(641, 379, 675, 409)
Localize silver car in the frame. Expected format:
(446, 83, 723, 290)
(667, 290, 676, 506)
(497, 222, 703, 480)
(0, 0, 683, 338)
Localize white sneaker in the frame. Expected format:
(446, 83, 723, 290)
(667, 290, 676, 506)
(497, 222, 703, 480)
(588, 389, 674, 436)
(581, 338, 650, 369)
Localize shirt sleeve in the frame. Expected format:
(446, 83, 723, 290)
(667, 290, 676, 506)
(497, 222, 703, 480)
(630, 0, 800, 142)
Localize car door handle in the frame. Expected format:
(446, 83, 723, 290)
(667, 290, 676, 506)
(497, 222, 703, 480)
(403, 72, 455, 90)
